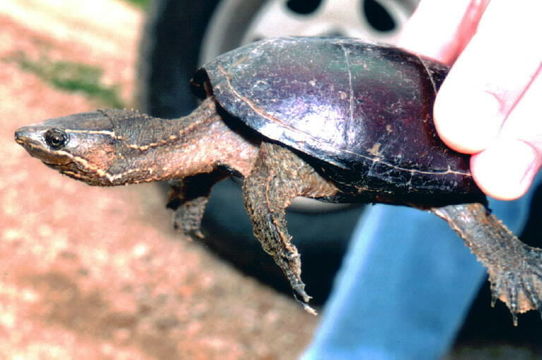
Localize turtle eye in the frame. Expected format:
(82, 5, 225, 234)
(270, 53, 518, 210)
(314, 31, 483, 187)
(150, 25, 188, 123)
(44, 128, 69, 150)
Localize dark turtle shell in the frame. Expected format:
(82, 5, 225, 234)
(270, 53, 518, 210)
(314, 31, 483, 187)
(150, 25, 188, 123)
(193, 37, 481, 201)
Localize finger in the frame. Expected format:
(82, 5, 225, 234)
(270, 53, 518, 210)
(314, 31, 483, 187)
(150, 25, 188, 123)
(470, 68, 542, 200)
(397, 0, 489, 64)
(434, 0, 542, 154)
(471, 140, 541, 200)
(498, 67, 542, 147)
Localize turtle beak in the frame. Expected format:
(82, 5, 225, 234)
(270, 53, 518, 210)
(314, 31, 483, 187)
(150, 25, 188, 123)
(14, 126, 40, 148)
(14, 127, 30, 144)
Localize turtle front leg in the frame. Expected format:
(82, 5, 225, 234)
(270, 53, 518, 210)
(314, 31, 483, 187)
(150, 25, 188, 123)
(432, 203, 542, 325)
(167, 172, 226, 239)
(242, 142, 338, 314)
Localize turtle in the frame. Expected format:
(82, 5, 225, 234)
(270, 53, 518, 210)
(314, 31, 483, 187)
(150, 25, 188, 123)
(14, 36, 542, 322)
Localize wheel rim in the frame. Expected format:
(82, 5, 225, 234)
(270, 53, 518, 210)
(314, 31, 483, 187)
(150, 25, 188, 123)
(201, 0, 419, 63)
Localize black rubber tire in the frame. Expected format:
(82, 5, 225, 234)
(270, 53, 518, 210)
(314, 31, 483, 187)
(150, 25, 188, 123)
(137, 0, 364, 304)
(137, 0, 222, 118)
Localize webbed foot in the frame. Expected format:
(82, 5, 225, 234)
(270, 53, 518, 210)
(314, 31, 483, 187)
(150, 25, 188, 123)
(433, 202, 542, 325)
(170, 196, 207, 239)
(167, 172, 225, 240)
(488, 246, 542, 325)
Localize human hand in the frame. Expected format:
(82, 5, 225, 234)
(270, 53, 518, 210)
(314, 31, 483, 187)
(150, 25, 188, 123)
(397, 0, 542, 200)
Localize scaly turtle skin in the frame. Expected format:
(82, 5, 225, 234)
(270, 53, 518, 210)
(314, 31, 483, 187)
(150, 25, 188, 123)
(15, 37, 542, 323)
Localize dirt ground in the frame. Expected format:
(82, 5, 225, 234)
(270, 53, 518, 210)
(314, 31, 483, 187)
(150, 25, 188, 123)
(0, 1, 316, 359)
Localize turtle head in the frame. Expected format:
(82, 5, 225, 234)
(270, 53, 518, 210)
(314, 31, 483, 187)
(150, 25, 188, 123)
(16, 101, 238, 186)
(14, 110, 133, 186)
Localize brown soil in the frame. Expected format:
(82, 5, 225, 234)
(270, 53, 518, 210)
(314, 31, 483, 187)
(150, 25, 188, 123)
(0, 1, 316, 359)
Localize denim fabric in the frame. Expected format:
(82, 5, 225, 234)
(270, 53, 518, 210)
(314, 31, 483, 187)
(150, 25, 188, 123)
(302, 176, 540, 360)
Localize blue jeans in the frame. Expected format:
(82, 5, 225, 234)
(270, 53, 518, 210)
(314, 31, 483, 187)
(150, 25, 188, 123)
(302, 176, 540, 360)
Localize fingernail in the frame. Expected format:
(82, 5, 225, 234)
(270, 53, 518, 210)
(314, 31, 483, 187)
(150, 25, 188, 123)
(471, 140, 539, 200)
(434, 89, 503, 153)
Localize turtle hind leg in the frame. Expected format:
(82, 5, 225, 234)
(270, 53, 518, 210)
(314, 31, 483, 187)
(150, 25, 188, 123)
(242, 141, 338, 313)
(432, 203, 542, 325)
(167, 171, 227, 239)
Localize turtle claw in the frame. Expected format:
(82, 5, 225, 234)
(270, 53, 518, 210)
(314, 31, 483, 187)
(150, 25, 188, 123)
(511, 313, 518, 327)
(292, 281, 311, 304)
(488, 247, 542, 325)
(295, 295, 317, 316)
(291, 282, 317, 315)
(490, 291, 497, 308)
